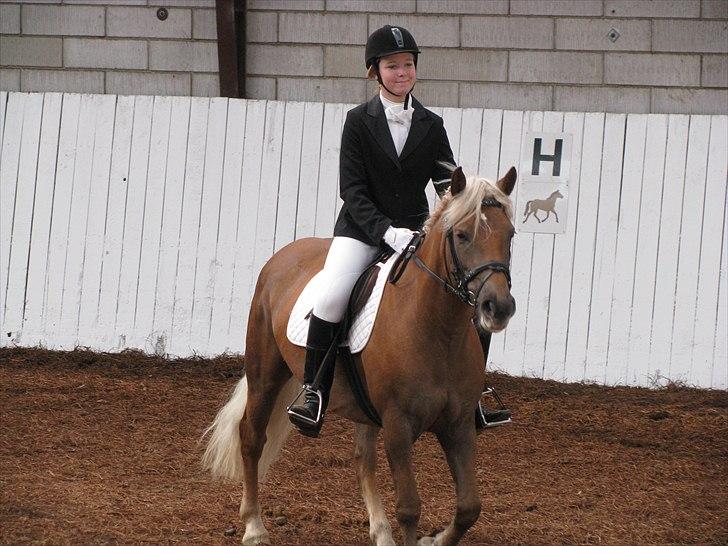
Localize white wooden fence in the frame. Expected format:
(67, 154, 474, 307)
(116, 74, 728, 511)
(1, 92, 726, 389)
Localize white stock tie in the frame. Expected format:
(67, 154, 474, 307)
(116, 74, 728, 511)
(385, 106, 414, 126)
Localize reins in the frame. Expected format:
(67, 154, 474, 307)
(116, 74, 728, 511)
(388, 198, 512, 307)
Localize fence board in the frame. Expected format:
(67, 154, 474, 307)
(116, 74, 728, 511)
(96, 95, 134, 350)
(543, 112, 585, 382)
(229, 100, 266, 351)
(649, 115, 690, 383)
(57, 94, 99, 348)
(42, 93, 81, 346)
(4, 93, 43, 344)
(628, 115, 669, 385)
(670, 116, 711, 382)
(693, 115, 728, 388)
(0, 93, 26, 342)
(564, 113, 605, 382)
(459, 108, 483, 174)
(208, 98, 246, 355)
(22, 93, 63, 346)
(478, 109, 503, 186)
(274, 101, 304, 253)
(152, 97, 191, 352)
(189, 97, 228, 354)
(714, 206, 727, 390)
(519, 111, 545, 378)
(605, 114, 648, 385)
(115, 95, 154, 351)
(76, 94, 116, 347)
(314, 103, 344, 238)
(295, 102, 324, 240)
(133, 95, 173, 353)
(168, 97, 209, 356)
(585, 114, 627, 383)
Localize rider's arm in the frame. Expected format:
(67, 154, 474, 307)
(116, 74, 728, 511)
(339, 111, 393, 245)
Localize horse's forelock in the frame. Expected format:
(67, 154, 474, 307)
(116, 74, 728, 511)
(424, 174, 513, 234)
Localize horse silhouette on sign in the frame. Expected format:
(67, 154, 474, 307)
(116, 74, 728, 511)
(522, 190, 563, 224)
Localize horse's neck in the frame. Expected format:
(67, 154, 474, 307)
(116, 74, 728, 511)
(402, 228, 473, 344)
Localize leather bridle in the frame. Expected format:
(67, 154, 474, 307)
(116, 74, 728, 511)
(388, 198, 512, 307)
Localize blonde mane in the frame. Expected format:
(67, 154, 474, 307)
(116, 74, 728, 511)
(424, 173, 514, 235)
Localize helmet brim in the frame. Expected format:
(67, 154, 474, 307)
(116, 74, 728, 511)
(366, 48, 420, 68)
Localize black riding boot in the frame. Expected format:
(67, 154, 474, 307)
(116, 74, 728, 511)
(287, 314, 340, 438)
(475, 331, 512, 431)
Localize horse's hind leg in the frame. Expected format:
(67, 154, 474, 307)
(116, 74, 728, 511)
(420, 426, 480, 546)
(354, 423, 394, 546)
(239, 321, 292, 545)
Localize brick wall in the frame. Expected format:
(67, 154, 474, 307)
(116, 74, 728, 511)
(1, 0, 726, 114)
(0, 1, 220, 97)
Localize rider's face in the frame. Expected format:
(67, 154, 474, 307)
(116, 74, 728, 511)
(378, 52, 416, 102)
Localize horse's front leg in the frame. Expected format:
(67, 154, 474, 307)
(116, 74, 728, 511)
(383, 419, 421, 546)
(421, 424, 481, 546)
(354, 423, 395, 546)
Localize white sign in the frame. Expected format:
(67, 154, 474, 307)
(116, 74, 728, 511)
(517, 183, 568, 234)
(522, 132, 573, 183)
(518, 132, 573, 234)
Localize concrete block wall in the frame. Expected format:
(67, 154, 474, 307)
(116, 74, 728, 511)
(0, 0, 220, 96)
(0, 0, 726, 113)
(246, 0, 727, 114)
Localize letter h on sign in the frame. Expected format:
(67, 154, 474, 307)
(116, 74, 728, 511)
(532, 137, 563, 177)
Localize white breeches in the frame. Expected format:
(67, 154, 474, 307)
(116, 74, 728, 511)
(313, 236, 381, 323)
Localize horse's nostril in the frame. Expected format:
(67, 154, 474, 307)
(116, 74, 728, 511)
(483, 300, 495, 316)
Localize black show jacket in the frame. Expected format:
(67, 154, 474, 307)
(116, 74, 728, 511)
(333, 95, 455, 246)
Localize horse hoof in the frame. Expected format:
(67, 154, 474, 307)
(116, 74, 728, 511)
(417, 537, 436, 546)
(242, 532, 271, 546)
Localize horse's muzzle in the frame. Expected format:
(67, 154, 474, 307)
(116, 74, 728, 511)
(477, 289, 515, 333)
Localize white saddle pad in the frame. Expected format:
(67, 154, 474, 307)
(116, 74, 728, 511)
(287, 253, 399, 354)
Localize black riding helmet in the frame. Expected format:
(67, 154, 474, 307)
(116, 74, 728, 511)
(365, 25, 420, 104)
(365, 25, 420, 69)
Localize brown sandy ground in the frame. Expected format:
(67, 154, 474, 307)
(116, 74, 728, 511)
(1, 347, 727, 545)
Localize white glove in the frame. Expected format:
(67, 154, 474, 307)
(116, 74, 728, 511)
(383, 226, 415, 254)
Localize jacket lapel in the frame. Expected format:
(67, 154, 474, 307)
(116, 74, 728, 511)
(399, 97, 433, 161)
(363, 95, 400, 169)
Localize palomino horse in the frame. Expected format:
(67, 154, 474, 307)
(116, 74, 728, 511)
(522, 189, 563, 224)
(203, 166, 517, 546)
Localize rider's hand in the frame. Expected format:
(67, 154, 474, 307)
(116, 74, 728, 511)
(383, 226, 415, 254)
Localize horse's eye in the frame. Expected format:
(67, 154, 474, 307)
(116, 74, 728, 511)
(456, 231, 469, 242)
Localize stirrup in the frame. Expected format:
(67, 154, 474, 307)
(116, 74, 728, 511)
(286, 385, 324, 427)
(480, 386, 511, 428)
(483, 408, 511, 427)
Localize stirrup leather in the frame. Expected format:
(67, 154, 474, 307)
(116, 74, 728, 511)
(286, 385, 324, 426)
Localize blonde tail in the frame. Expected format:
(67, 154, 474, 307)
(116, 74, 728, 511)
(201, 375, 298, 483)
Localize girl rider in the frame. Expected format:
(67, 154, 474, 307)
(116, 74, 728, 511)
(287, 25, 510, 438)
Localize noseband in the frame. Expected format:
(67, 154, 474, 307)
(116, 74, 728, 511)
(389, 198, 512, 307)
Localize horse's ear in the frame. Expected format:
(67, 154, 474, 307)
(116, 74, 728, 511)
(496, 167, 517, 196)
(450, 166, 466, 196)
